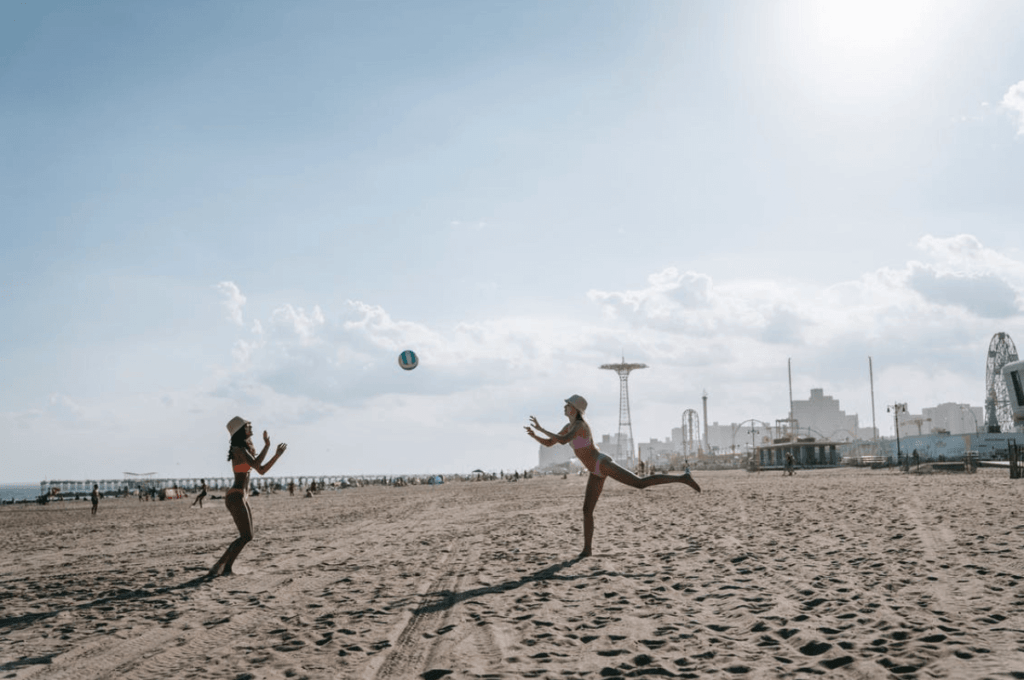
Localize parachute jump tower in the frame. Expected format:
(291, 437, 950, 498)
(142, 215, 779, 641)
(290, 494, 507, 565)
(600, 357, 647, 465)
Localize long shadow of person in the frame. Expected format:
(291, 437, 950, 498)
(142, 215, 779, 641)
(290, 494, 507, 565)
(0, 572, 214, 636)
(413, 556, 586, 616)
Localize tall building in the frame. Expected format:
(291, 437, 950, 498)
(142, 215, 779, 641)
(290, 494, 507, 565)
(537, 442, 575, 470)
(791, 388, 862, 439)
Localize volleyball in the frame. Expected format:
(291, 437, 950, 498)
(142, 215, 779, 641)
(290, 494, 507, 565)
(398, 350, 419, 371)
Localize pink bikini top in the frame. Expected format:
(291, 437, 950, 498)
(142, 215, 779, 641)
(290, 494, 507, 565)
(570, 435, 593, 450)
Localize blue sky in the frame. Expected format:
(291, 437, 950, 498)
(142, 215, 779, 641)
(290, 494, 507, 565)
(3, 1, 1024, 482)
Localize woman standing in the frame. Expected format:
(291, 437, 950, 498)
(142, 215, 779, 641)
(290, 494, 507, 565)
(209, 417, 287, 577)
(525, 395, 700, 558)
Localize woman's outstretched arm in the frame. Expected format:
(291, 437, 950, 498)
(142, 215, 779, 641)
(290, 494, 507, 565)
(528, 417, 579, 444)
(243, 442, 288, 475)
(525, 426, 557, 447)
(253, 431, 272, 466)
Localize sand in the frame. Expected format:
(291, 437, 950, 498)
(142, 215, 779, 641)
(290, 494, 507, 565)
(2, 468, 1024, 679)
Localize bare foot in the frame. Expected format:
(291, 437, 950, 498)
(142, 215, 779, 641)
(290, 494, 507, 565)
(681, 472, 701, 493)
(579, 548, 592, 559)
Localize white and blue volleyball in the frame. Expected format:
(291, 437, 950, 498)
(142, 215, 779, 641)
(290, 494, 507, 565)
(398, 350, 419, 371)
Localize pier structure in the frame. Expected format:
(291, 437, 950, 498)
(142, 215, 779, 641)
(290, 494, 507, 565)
(40, 475, 360, 497)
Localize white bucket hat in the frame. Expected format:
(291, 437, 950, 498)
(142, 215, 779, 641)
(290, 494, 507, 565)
(226, 416, 250, 436)
(565, 395, 588, 414)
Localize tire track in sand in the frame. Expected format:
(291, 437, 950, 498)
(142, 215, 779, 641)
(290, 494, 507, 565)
(367, 537, 503, 680)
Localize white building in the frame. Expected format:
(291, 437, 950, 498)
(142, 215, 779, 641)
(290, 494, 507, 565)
(791, 388, 865, 440)
(638, 437, 677, 466)
(706, 422, 772, 454)
(537, 442, 576, 470)
(897, 402, 982, 436)
(925, 402, 983, 435)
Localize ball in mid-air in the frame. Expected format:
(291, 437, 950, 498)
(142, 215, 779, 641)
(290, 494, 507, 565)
(398, 350, 419, 371)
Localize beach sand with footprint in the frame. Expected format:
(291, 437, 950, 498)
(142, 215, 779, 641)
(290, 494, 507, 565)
(2, 468, 1024, 679)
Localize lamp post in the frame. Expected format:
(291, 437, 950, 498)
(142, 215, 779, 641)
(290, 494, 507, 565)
(887, 403, 906, 470)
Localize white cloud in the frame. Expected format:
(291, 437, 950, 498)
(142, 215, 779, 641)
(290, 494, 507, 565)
(585, 237, 1023, 351)
(271, 304, 325, 344)
(907, 267, 1019, 318)
(588, 267, 713, 318)
(916, 234, 1024, 282)
(216, 281, 246, 326)
(231, 338, 263, 364)
(342, 301, 442, 353)
(1001, 79, 1024, 135)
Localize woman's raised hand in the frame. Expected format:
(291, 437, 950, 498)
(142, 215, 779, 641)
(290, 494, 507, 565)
(529, 416, 541, 429)
(263, 430, 271, 446)
(276, 443, 287, 455)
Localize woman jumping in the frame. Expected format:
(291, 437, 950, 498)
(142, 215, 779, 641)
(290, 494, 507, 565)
(209, 417, 287, 577)
(525, 395, 700, 558)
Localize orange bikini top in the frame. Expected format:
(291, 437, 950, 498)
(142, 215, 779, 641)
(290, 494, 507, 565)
(231, 446, 252, 473)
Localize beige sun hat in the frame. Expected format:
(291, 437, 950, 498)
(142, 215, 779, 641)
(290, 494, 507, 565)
(226, 416, 250, 436)
(565, 395, 588, 414)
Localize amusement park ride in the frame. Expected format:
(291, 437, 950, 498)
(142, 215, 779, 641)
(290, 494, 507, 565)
(988, 332, 1022, 433)
(1001, 354, 1024, 430)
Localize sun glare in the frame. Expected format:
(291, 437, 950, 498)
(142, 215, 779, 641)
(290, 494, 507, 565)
(810, 0, 930, 61)
(774, 0, 964, 108)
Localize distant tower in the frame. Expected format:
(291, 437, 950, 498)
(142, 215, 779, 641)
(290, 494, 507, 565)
(600, 357, 647, 465)
(701, 390, 709, 454)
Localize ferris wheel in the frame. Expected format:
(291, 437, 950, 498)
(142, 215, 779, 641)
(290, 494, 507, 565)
(985, 332, 1019, 433)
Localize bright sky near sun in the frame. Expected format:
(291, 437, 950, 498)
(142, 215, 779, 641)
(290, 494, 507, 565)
(3, 1, 1024, 482)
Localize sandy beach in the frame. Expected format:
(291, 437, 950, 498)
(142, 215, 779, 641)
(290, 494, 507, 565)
(2, 468, 1024, 679)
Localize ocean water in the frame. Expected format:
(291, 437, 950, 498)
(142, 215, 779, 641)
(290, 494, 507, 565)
(0, 484, 44, 502)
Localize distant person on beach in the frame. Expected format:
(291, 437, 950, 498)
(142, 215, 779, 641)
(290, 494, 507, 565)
(191, 479, 208, 508)
(91, 484, 99, 515)
(525, 395, 701, 558)
(209, 417, 287, 577)
(784, 451, 795, 476)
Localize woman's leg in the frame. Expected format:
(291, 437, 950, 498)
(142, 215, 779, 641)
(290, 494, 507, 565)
(210, 494, 254, 576)
(581, 473, 605, 558)
(602, 458, 701, 493)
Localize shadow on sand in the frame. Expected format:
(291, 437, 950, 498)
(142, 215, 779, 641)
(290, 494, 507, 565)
(0, 571, 214, 638)
(413, 556, 587, 616)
